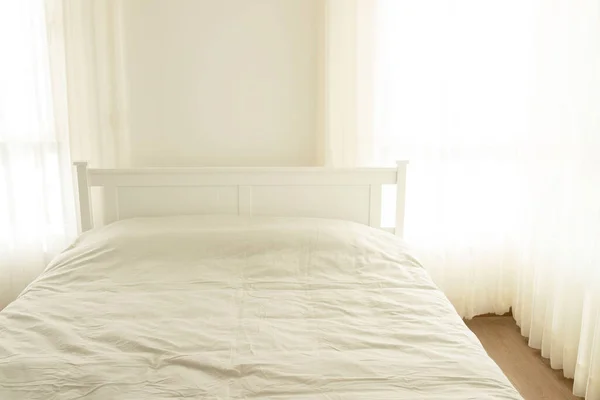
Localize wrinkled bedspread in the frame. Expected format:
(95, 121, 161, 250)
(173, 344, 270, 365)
(0, 216, 522, 399)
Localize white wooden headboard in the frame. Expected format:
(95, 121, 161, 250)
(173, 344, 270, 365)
(73, 161, 408, 236)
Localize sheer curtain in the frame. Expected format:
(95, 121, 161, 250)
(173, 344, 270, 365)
(508, 2, 600, 397)
(56, 0, 131, 168)
(327, 0, 600, 398)
(373, 0, 532, 317)
(0, 0, 75, 309)
(0, 0, 129, 309)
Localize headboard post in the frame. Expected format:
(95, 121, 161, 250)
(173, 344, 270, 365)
(395, 160, 409, 237)
(73, 161, 93, 233)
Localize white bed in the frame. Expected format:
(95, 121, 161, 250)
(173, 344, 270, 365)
(0, 163, 522, 399)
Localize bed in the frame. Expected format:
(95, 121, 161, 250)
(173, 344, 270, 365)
(0, 162, 522, 399)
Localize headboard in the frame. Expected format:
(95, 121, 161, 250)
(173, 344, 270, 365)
(73, 161, 408, 236)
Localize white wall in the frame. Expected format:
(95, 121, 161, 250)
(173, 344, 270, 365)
(120, 0, 320, 167)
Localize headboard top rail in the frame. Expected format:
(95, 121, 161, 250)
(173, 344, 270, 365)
(73, 161, 408, 237)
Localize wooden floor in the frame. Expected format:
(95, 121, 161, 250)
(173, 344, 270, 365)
(466, 316, 582, 400)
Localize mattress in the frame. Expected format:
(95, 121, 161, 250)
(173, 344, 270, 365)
(0, 216, 522, 399)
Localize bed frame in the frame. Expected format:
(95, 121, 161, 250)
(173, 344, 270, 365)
(73, 161, 408, 236)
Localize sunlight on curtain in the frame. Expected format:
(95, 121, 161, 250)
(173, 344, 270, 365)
(0, 0, 129, 308)
(374, 0, 533, 316)
(0, 0, 76, 309)
(371, 0, 600, 397)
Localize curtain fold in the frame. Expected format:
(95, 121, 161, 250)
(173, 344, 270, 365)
(327, 0, 600, 398)
(52, 0, 130, 168)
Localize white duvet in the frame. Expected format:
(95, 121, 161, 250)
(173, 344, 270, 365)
(0, 216, 521, 399)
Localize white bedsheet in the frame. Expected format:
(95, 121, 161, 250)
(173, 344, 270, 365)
(0, 216, 522, 399)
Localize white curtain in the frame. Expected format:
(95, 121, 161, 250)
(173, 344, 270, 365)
(373, 0, 539, 317)
(327, 0, 600, 398)
(56, 0, 131, 228)
(55, 0, 130, 168)
(0, 0, 128, 309)
(0, 0, 75, 308)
